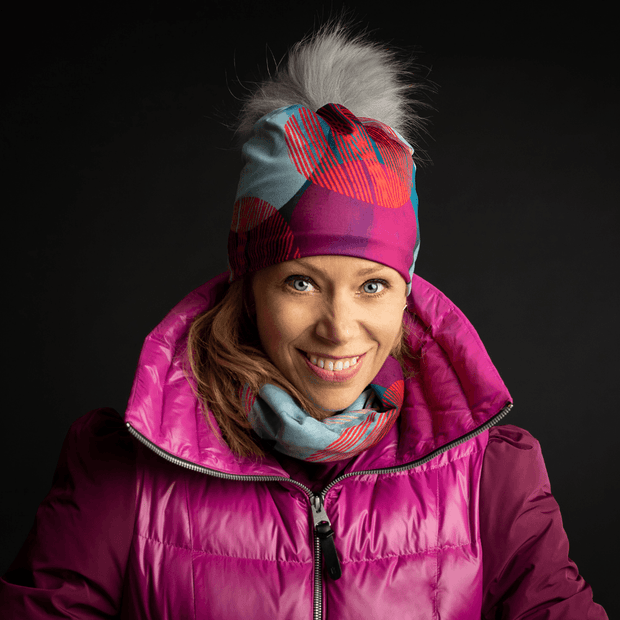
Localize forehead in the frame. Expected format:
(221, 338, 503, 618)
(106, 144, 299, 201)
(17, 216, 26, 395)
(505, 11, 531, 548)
(255, 255, 403, 281)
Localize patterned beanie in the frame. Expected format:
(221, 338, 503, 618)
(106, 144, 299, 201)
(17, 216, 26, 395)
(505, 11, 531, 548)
(228, 102, 420, 293)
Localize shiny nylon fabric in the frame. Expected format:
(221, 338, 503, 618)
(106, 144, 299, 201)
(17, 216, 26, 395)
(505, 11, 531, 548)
(121, 419, 488, 619)
(121, 271, 511, 618)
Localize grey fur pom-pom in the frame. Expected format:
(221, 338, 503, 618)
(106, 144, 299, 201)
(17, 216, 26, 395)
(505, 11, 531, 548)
(235, 20, 430, 158)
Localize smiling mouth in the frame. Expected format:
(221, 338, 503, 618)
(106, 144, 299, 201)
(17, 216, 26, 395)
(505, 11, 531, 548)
(298, 350, 366, 383)
(304, 352, 361, 372)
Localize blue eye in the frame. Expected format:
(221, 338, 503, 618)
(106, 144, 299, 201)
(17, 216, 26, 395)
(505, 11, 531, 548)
(287, 277, 315, 292)
(363, 281, 384, 294)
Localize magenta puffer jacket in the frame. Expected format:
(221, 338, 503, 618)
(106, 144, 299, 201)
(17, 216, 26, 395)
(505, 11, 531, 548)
(0, 273, 607, 619)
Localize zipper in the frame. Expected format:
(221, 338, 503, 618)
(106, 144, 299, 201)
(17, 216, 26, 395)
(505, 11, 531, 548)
(306, 400, 512, 619)
(312, 495, 342, 580)
(125, 422, 326, 619)
(126, 400, 511, 620)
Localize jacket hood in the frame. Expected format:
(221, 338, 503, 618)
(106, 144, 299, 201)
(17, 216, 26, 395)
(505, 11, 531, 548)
(124, 272, 511, 476)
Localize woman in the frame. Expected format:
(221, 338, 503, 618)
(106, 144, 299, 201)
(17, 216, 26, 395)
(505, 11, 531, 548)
(0, 23, 608, 619)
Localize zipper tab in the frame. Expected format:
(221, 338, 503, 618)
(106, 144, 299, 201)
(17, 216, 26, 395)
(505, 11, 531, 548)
(312, 496, 342, 580)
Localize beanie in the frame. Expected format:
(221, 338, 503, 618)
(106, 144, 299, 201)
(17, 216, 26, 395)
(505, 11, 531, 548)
(228, 102, 419, 292)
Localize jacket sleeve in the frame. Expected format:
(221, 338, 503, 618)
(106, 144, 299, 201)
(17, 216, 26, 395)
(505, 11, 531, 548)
(0, 408, 136, 618)
(480, 424, 607, 619)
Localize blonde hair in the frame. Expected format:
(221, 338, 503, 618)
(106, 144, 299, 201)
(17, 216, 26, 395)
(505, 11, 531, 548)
(187, 278, 415, 458)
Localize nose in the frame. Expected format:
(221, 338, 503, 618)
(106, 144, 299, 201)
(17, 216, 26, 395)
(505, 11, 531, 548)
(314, 293, 360, 344)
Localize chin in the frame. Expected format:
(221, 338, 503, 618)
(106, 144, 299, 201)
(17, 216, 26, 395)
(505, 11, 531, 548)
(307, 389, 363, 417)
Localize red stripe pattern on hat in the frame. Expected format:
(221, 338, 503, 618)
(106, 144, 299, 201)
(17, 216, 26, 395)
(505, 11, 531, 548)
(284, 105, 412, 209)
(228, 196, 299, 278)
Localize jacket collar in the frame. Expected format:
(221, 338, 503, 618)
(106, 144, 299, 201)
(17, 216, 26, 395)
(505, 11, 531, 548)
(124, 272, 511, 477)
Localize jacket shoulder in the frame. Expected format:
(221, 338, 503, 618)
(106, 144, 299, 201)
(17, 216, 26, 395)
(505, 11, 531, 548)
(487, 423, 539, 448)
(0, 407, 137, 617)
(481, 423, 608, 619)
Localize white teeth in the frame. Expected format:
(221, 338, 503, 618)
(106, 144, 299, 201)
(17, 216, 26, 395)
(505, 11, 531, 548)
(306, 353, 361, 371)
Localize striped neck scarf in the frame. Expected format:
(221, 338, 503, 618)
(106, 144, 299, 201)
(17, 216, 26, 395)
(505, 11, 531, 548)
(245, 356, 404, 462)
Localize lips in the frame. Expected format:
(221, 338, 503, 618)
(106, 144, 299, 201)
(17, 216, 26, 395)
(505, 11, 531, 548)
(299, 350, 366, 383)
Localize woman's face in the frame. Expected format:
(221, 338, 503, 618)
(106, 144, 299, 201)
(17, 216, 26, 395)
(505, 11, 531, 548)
(252, 255, 408, 415)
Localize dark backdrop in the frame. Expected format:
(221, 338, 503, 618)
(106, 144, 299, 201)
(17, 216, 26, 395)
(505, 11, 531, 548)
(2, 1, 618, 615)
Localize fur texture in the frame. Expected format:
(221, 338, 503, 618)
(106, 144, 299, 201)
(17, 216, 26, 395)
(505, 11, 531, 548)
(236, 21, 430, 157)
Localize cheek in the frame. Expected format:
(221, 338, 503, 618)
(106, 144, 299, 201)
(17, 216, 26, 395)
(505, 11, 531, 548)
(255, 302, 281, 353)
(254, 296, 297, 361)
(375, 306, 405, 353)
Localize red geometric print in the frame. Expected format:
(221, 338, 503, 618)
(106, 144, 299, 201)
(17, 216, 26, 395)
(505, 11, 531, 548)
(363, 121, 414, 207)
(382, 379, 405, 409)
(306, 407, 400, 462)
(228, 196, 299, 279)
(240, 385, 257, 414)
(284, 104, 413, 209)
(230, 196, 278, 232)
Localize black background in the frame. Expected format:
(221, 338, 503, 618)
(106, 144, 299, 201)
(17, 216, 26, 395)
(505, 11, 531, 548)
(2, 0, 618, 615)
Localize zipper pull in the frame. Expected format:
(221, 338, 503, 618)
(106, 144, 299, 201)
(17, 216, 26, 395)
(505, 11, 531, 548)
(311, 495, 342, 580)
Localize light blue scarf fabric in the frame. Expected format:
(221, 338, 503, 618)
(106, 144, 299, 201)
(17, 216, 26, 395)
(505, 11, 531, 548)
(245, 356, 405, 462)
